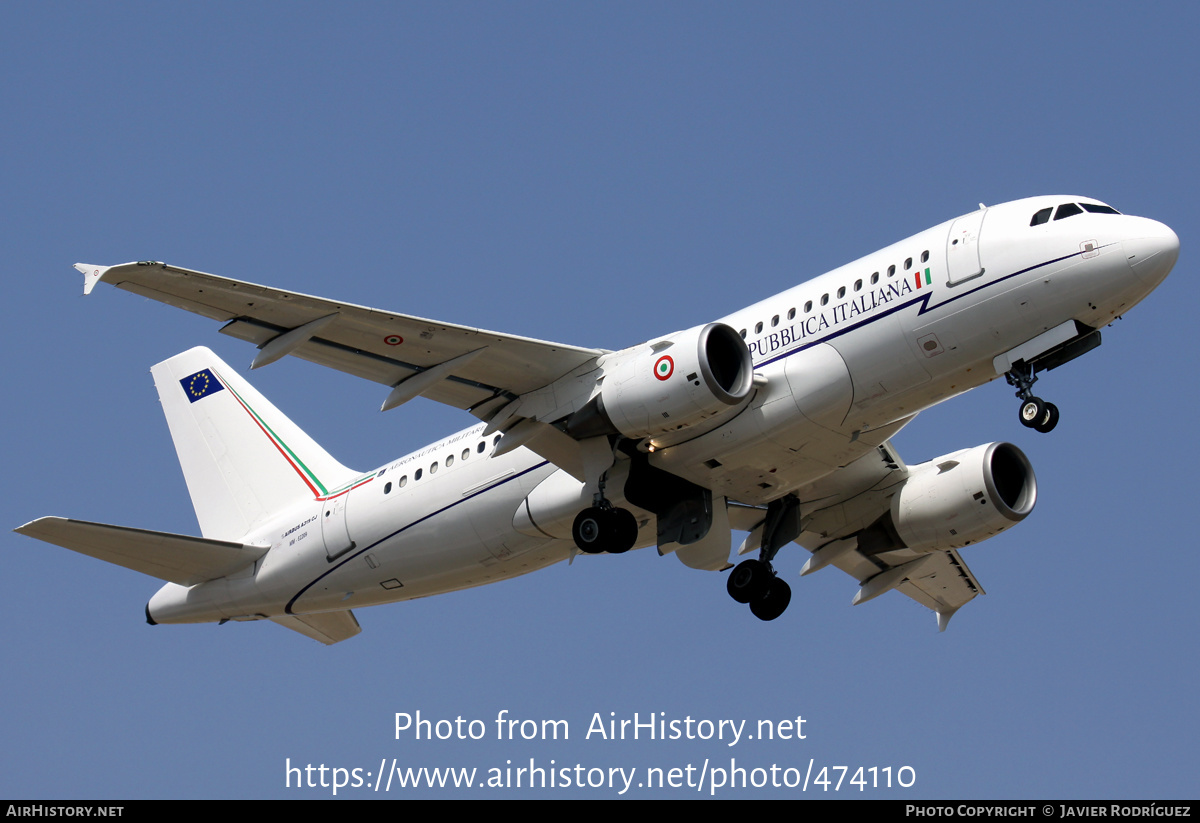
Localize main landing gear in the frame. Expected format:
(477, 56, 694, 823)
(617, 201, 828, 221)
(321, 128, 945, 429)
(728, 559, 792, 621)
(1006, 362, 1059, 434)
(572, 505, 638, 554)
(726, 494, 800, 622)
(571, 473, 639, 555)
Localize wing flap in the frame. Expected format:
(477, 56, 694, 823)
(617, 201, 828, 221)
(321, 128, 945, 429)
(15, 517, 267, 586)
(896, 549, 985, 611)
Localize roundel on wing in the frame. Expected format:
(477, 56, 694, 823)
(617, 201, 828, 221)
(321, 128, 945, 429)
(384, 334, 403, 346)
(654, 355, 674, 381)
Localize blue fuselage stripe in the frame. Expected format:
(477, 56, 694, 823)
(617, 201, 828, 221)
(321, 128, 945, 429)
(755, 247, 1096, 369)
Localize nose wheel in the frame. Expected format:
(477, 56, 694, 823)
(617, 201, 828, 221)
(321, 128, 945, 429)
(1018, 396, 1059, 433)
(1007, 363, 1060, 433)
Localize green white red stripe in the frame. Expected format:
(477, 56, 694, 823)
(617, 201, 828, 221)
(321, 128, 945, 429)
(213, 369, 372, 500)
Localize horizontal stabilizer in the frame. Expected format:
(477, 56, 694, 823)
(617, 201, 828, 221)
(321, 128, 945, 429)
(14, 517, 267, 586)
(270, 611, 362, 645)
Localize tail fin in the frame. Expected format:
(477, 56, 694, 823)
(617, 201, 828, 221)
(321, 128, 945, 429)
(152, 347, 359, 541)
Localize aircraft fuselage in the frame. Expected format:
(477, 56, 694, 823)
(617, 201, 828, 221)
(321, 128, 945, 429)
(134, 195, 1178, 627)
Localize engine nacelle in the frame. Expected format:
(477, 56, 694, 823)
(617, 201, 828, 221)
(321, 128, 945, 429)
(567, 322, 754, 440)
(891, 442, 1036, 553)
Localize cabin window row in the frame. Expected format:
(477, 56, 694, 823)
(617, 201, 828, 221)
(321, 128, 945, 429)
(379, 435, 503, 494)
(738, 250, 931, 338)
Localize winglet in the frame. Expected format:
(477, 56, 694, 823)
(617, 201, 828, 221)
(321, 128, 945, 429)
(936, 607, 959, 632)
(74, 263, 111, 295)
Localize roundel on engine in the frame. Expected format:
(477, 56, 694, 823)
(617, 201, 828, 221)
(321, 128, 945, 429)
(568, 322, 755, 440)
(654, 355, 674, 381)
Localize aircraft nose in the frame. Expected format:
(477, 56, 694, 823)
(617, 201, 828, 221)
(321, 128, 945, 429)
(1124, 219, 1180, 287)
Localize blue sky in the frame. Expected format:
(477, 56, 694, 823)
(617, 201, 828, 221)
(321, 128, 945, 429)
(2, 2, 1196, 799)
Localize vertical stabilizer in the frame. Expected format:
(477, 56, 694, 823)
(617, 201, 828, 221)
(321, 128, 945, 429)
(152, 347, 359, 541)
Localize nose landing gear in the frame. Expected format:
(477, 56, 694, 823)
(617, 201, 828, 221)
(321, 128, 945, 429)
(1007, 362, 1059, 433)
(1018, 396, 1060, 433)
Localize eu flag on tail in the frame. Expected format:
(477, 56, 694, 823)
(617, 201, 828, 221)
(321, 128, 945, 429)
(180, 369, 225, 403)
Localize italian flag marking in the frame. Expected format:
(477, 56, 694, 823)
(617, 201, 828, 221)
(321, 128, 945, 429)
(915, 268, 932, 289)
(654, 355, 674, 381)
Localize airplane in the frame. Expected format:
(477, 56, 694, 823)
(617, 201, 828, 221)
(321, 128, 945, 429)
(15, 196, 1179, 644)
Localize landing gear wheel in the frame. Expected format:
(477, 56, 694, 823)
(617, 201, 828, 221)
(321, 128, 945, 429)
(571, 507, 639, 554)
(1034, 402, 1059, 434)
(727, 559, 772, 604)
(1019, 396, 1048, 429)
(605, 508, 639, 554)
(750, 577, 792, 621)
(572, 508, 608, 554)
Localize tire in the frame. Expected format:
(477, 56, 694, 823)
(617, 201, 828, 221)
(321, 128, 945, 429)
(606, 508, 639, 554)
(1034, 402, 1059, 433)
(727, 559, 771, 604)
(1019, 397, 1047, 428)
(750, 578, 792, 621)
(572, 508, 609, 554)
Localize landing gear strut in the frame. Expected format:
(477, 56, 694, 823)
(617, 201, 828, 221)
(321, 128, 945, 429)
(726, 494, 799, 621)
(1006, 362, 1059, 433)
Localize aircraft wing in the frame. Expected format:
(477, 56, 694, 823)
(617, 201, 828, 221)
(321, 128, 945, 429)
(735, 441, 986, 630)
(77, 261, 604, 412)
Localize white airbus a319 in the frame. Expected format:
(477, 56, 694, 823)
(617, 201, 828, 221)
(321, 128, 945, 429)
(17, 196, 1178, 644)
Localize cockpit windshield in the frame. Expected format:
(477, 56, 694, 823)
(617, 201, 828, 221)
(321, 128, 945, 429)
(1030, 201, 1121, 226)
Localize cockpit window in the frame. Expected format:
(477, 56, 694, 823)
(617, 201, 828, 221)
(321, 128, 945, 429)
(1053, 203, 1083, 221)
(1081, 203, 1120, 215)
(1030, 207, 1052, 226)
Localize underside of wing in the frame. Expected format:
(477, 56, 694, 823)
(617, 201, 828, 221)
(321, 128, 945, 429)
(79, 261, 604, 411)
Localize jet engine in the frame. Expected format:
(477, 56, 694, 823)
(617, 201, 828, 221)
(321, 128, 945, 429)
(890, 442, 1037, 552)
(567, 322, 754, 440)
